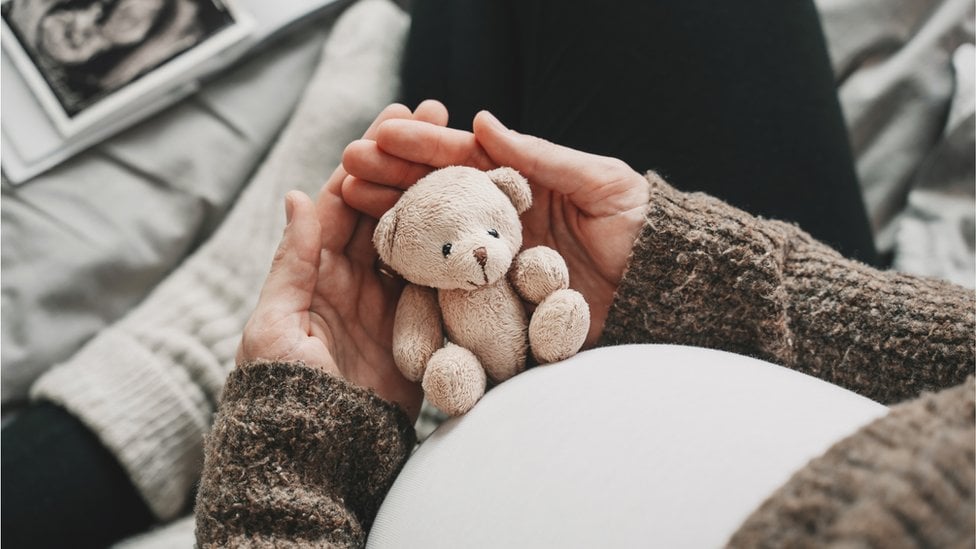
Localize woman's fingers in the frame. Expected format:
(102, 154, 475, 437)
(341, 175, 403, 219)
(255, 191, 322, 318)
(344, 209, 384, 265)
(318, 171, 361, 253)
(343, 139, 432, 189)
(375, 119, 496, 170)
(363, 103, 413, 140)
(412, 99, 449, 126)
(473, 111, 643, 215)
(472, 111, 596, 194)
(317, 104, 417, 250)
(342, 101, 450, 189)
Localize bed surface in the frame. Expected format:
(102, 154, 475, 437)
(0, 0, 972, 543)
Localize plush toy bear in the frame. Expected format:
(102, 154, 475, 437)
(373, 166, 590, 415)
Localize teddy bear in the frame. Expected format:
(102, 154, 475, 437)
(373, 165, 590, 415)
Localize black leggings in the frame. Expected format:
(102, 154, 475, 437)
(1, 403, 155, 548)
(401, 0, 879, 266)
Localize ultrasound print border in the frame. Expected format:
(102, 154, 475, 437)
(1, 0, 254, 137)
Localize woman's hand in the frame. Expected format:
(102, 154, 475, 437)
(341, 105, 650, 345)
(236, 102, 450, 421)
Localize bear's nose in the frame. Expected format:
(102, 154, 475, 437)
(473, 247, 488, 267)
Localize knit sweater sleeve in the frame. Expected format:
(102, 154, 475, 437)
(601, 173, 975, 404)
(194, 361, 416, 548)
(727, 376, 975, 547)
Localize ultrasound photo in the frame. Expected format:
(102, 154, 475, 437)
(2, 0, 237, 117)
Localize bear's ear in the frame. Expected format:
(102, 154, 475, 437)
(372, 207, 400, 264)
(487, 167, 532, 214)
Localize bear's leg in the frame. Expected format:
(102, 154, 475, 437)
(423, 343, 487, 416)
(529, 289, 590, 364)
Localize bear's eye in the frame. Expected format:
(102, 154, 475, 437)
(442, 243, 452, 257)
(488, 229, 500, 238)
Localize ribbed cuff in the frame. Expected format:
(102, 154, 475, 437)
(196, 361, 416, 547)
(31, 328, 213, 520)
(601, 172, 795, 364)
(603, 172, 975, 404)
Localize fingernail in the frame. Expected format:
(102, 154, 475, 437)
(480, 110, 508, 132)
(284, 192, 295, 225)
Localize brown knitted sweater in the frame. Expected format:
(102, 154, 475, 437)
(195, 174, 975, 547)
(195, 362, 416, 547)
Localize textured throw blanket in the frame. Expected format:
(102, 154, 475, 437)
(819, 0, 976, 286)
(1, 0, 970, 546)
(30, 0, 410, 526)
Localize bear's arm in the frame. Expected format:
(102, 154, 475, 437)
(393, 283, 444, 382)
(510, 246, 570, 304)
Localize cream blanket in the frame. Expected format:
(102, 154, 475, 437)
(3, 0, 972, 545)
(31, 0, 409, 523)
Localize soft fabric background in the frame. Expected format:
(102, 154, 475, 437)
(25, 0, 409, 522)
(822, 0, 975, 285)
(1, 23, 332, 404)
(3, 0, 973, 408)
(0, 0, 972, 545)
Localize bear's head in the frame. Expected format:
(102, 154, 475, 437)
(374, 166, 532, 290)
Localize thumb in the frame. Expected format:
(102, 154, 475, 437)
(254, 191, 322, 317)
(473, 110, 625, 198)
